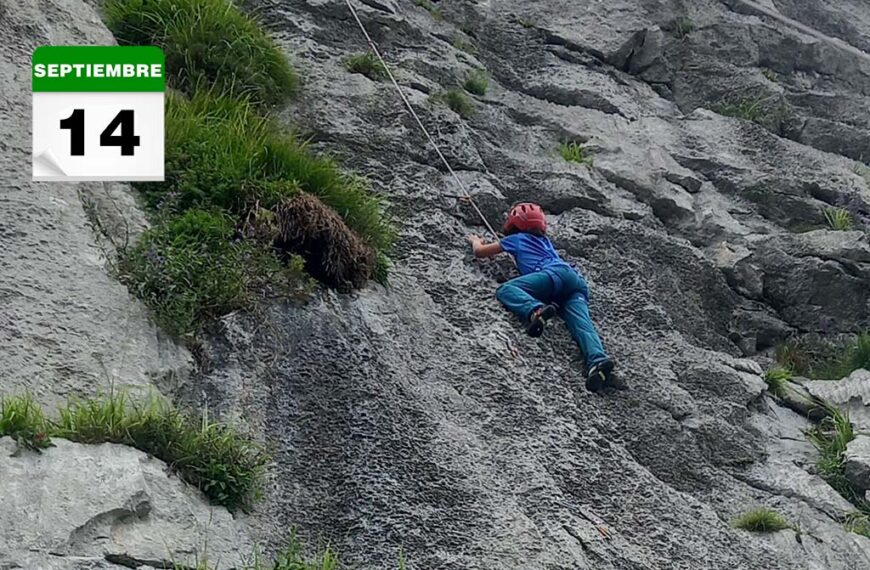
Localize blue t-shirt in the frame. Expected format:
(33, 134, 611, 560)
(500, 233, 570, 275)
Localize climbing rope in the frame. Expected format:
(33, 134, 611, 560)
(343, 0, 501, 240)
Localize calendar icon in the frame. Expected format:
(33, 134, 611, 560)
(32, 46, 165, 181)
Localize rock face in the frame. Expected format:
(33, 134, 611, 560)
(184, 0, 870, 568)
(806, 369, 870, 430)
(3, 0, 870, 569)
(0, 437, 252, 569)
(0, 0, 192, 410)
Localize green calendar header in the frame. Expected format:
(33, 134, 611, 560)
(32, 46, 165, 92)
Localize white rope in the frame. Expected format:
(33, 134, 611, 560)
(343, 0, 501, 240)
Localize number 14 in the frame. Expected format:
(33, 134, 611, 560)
(60, 109, 140, 156)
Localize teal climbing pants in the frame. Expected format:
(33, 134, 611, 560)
(496, 264, 609, 368)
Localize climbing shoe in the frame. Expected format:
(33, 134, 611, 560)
(526, 304, 557, 338)
(585, 360, 615, 393)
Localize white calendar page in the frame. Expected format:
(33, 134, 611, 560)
(32, 91, 164, 181)
(31, 45, 165, 182)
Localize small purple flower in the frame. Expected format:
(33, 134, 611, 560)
(145, 244, 164, 265)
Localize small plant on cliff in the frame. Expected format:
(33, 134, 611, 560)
(463, 69, 489, 96)
(105, 0, 298, 105)
(806, 407, 859, 506)
(54, 391, 268, 511)
(0, 391, 267, 511)
(273, 533, 340, 570)
(713, 95, 793, 137)
(120, 209, 308, 337)
(0, 394, 51, 450)
(157, 92, 394, 251)
(669, 16, 695, 39)
(558, 141, 594, 167)
(413, 0, 442, 20)
(762, 68, 778, 83)
(732, 508, 791, 533)
(440, 88, 475, 118)
(823, 207, 854, 231)
(763, 367, 791, 399)
(344, 52, 387, 81)
(452, 34, 477, 54)
(811, 333, 870, 381)
(846, 512, 870, 539)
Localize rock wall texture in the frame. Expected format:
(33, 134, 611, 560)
(188, 1, 870, 569)
(2, 0, 870, 569)
(0, 437, 252, 569)
(0, 0, 191, 411)
(0, 1, 242, 568)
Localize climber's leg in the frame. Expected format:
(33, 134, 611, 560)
(496, 271, 556, 333)
(558, 290, 609, 369)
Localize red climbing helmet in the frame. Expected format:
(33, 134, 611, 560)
(503, 202, 547, 235)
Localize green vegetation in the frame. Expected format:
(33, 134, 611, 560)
(273, 535, 339, 570)
(343, 52, 387, 81)
(806, 406, 870, 525)
(441, 88, 475, 118)
(713, 95, 792, 137)
(774, 338, 815, 376)
(463, 70, 488, 96)
(763, 367, 791, 399)
(105, 0, 297, 106)
(669, 16, 695, 39)
(845, 512, 870, 539)
(120, 209, 310, 337)
(452, 35, 477, 55)
(819, 333, 870, 381)
(822, 207, 855, 231)
(762, 68, 778, 83)
(775, 334, 870, 381)
(0, 393, 267, 511)
(0, 393, 51, 450)
(852, 162, 870, 188)
(732, 508, 791, 533)
(156, 93, 392, 251)
(558, 141, 594, 167)
(516, 16, 536, 29)
(413, 0, 442, 20)
(108, 10, 394, 342)
(170, 533, 412, 569)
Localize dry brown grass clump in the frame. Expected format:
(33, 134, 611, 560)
(248, 192, 375, 290)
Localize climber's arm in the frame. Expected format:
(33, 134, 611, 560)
(467, 235, 503, 258)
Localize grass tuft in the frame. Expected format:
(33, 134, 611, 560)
(343, 52, 387, 81)
(463, 70, 488, 96)
(732, 508, 791, 533)
(0, 394, 52, 450)
(852, 162, 870, 188)
(846, 512, 870, 539)
(1, 392, 267, 511)
(558, 141, 594, 167)
(713, 95, 792, 136)
(413, 0, 442, 20)
(157, 92, 393, 250)
(260, 193, 376, 290)
(669, 16, 695, 39)
(120, 208, 312, 337)
(441, 89, 475, 118)
(108, 0, 395, 339)
(764, 367, 791, 398)
(274, 533, 340, 570)
(451, 35, 477, 54)
(54, 391, 268, 511)
(806, 406, 864, 508)
(822, 207, 854, 231)
(105, 0, 297, 106)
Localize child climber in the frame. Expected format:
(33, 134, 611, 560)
(467, 202, 615, 392)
